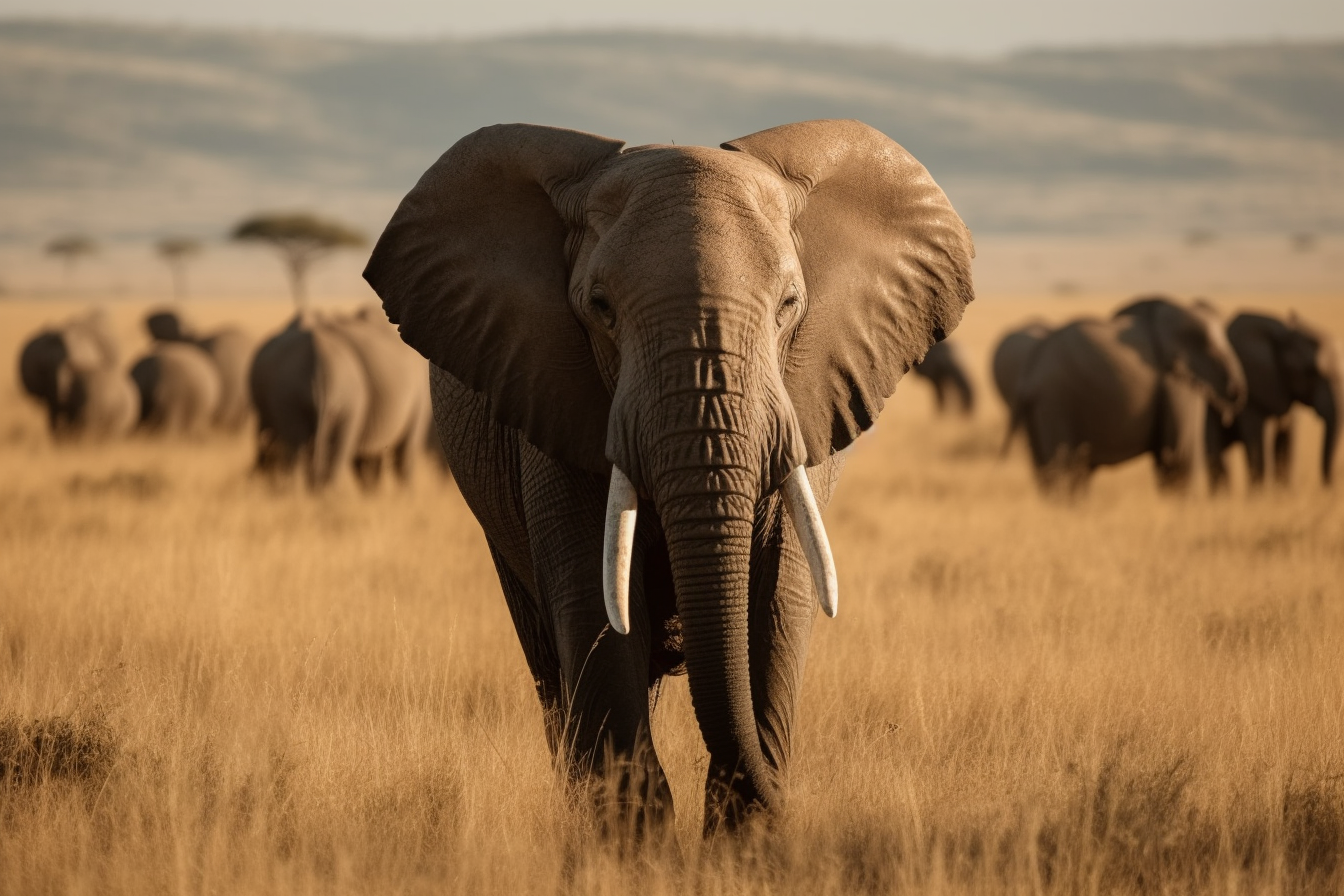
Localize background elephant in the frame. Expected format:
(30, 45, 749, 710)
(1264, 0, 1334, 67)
(249, 314, 368, 489)
(1009, 297, 1244, 493)
(992, 320, 1053, 410)
(910, 339, 975, 415)
(364, 120, 974, 836)
(18, 309, 139, 440)
(145, 310, 256, 431)
(1206, 312, 1342, 489)
(130, 341, 223, 436)
(324, 308, 432, 489)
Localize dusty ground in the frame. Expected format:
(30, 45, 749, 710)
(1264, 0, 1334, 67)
(1, 291, 1341, 894)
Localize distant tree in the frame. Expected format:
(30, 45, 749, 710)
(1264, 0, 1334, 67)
(1290, 232, 1317, 253)
(230, 212, 366, 308)
(46, 234, 98, 284)
(156, 236, 203, 301)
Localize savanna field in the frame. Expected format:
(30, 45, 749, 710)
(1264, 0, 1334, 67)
(1, 294, 1342, 894)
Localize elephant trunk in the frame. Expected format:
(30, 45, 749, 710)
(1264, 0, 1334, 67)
(659, 469, 775, 827)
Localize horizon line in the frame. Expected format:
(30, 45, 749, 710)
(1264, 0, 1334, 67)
(4, 14, 1344, 61)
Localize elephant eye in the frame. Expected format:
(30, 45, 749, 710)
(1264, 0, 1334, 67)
(776, 289, 802, 330)
(588, 287, 616, 331)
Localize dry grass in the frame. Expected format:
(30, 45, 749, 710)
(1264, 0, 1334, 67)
(1, 294, 1341, 894)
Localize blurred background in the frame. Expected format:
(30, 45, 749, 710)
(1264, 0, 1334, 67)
(0, 0, 1341, 302)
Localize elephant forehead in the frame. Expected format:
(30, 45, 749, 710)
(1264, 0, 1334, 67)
(580, 150, 799, 298)
(588, 146, 795, 229)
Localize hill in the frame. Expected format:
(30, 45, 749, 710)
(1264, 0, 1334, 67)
(1, 21, 1341, 244)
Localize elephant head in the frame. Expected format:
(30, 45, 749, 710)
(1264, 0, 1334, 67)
(1116, 297, 1246, 423)
(364, 120, 973, 812)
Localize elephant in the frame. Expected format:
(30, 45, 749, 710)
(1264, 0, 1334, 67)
(1008, 297, 1245, 494)
(992, 321, 1053, 410)
(130, 341, 223, 436)
(363, 119, 974, 837)
(325, 308, 433, 489)
(910, 339, 975, 415)
(145, 310, 256, 431)
(18, 309, 139, 440)
(1205, 312, 1342, 489)
(250, 314, 367, 488)
(249, 310, 431, 489)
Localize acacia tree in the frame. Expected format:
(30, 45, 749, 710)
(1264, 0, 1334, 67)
(230, 212, 366, 308)
(46, 234, 98, 285)
(156, 236, 203, 301)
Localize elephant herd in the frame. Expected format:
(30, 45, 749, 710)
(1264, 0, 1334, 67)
(988, 296, 1340, 494)
(891, 296, 1339, 495)
(18, 305, 441, 489)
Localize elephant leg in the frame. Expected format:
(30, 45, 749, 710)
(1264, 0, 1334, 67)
(352, 455, 382, 492)
(391, 436, 414, 485)
(1023, 402, 1077, 495)
(1238, 412, 1268, 487)
(392, 401, 431, 485)
(310, 411, 357, 490)
(1271, 416, 1294, 487)
(518, 442, 673, 842)
(427, 369, 569, 749)
(954, 373, 974, 415)
(486, 540, 564, 753)
(1205, 411, 1233, 493)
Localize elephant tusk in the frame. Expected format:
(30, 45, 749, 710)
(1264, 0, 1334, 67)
(602, 466, 638, 636)
(782, 465, 839, 618)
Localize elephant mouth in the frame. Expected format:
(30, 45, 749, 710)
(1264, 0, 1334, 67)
(601, 464, 838, 635)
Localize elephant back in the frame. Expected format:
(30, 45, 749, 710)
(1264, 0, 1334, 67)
(199, 327, 256, 430)
(324, 314, 426, 455)
(250, 324, 319, 451)
(139, 342, 223, 435)
(992, 323, 1051, 407)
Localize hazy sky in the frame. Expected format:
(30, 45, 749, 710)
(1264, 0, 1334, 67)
(4, 0, 1342, 54)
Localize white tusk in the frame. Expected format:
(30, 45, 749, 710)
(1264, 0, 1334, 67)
(602, 466, 639, 635)
(782, 465, 839, 618)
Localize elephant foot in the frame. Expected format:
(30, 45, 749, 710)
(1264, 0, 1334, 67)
(700, 764, 780, 838)
(565, 746, 676, 851)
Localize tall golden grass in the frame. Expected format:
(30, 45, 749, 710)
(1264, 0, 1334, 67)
(2, 295, 1341, 894)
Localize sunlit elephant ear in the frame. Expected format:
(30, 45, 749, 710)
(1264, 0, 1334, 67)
(724, 119, 975, 464)
(364, 124, 625, 473)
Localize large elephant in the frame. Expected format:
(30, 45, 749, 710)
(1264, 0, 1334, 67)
(1010, 297, 1244, 493)
(18, 309, 139, 440)
(1206, 312, 1342, 489)
(364, 120, 974, 836)
(145, 310, 255, 431)
(130, 341, 223, 436)
(249, 310, 430, 489)
(910, 339, 975, 415)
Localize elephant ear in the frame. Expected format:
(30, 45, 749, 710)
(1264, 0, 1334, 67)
(364, 124, 625, 473)
(723, 119, 975, 463)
